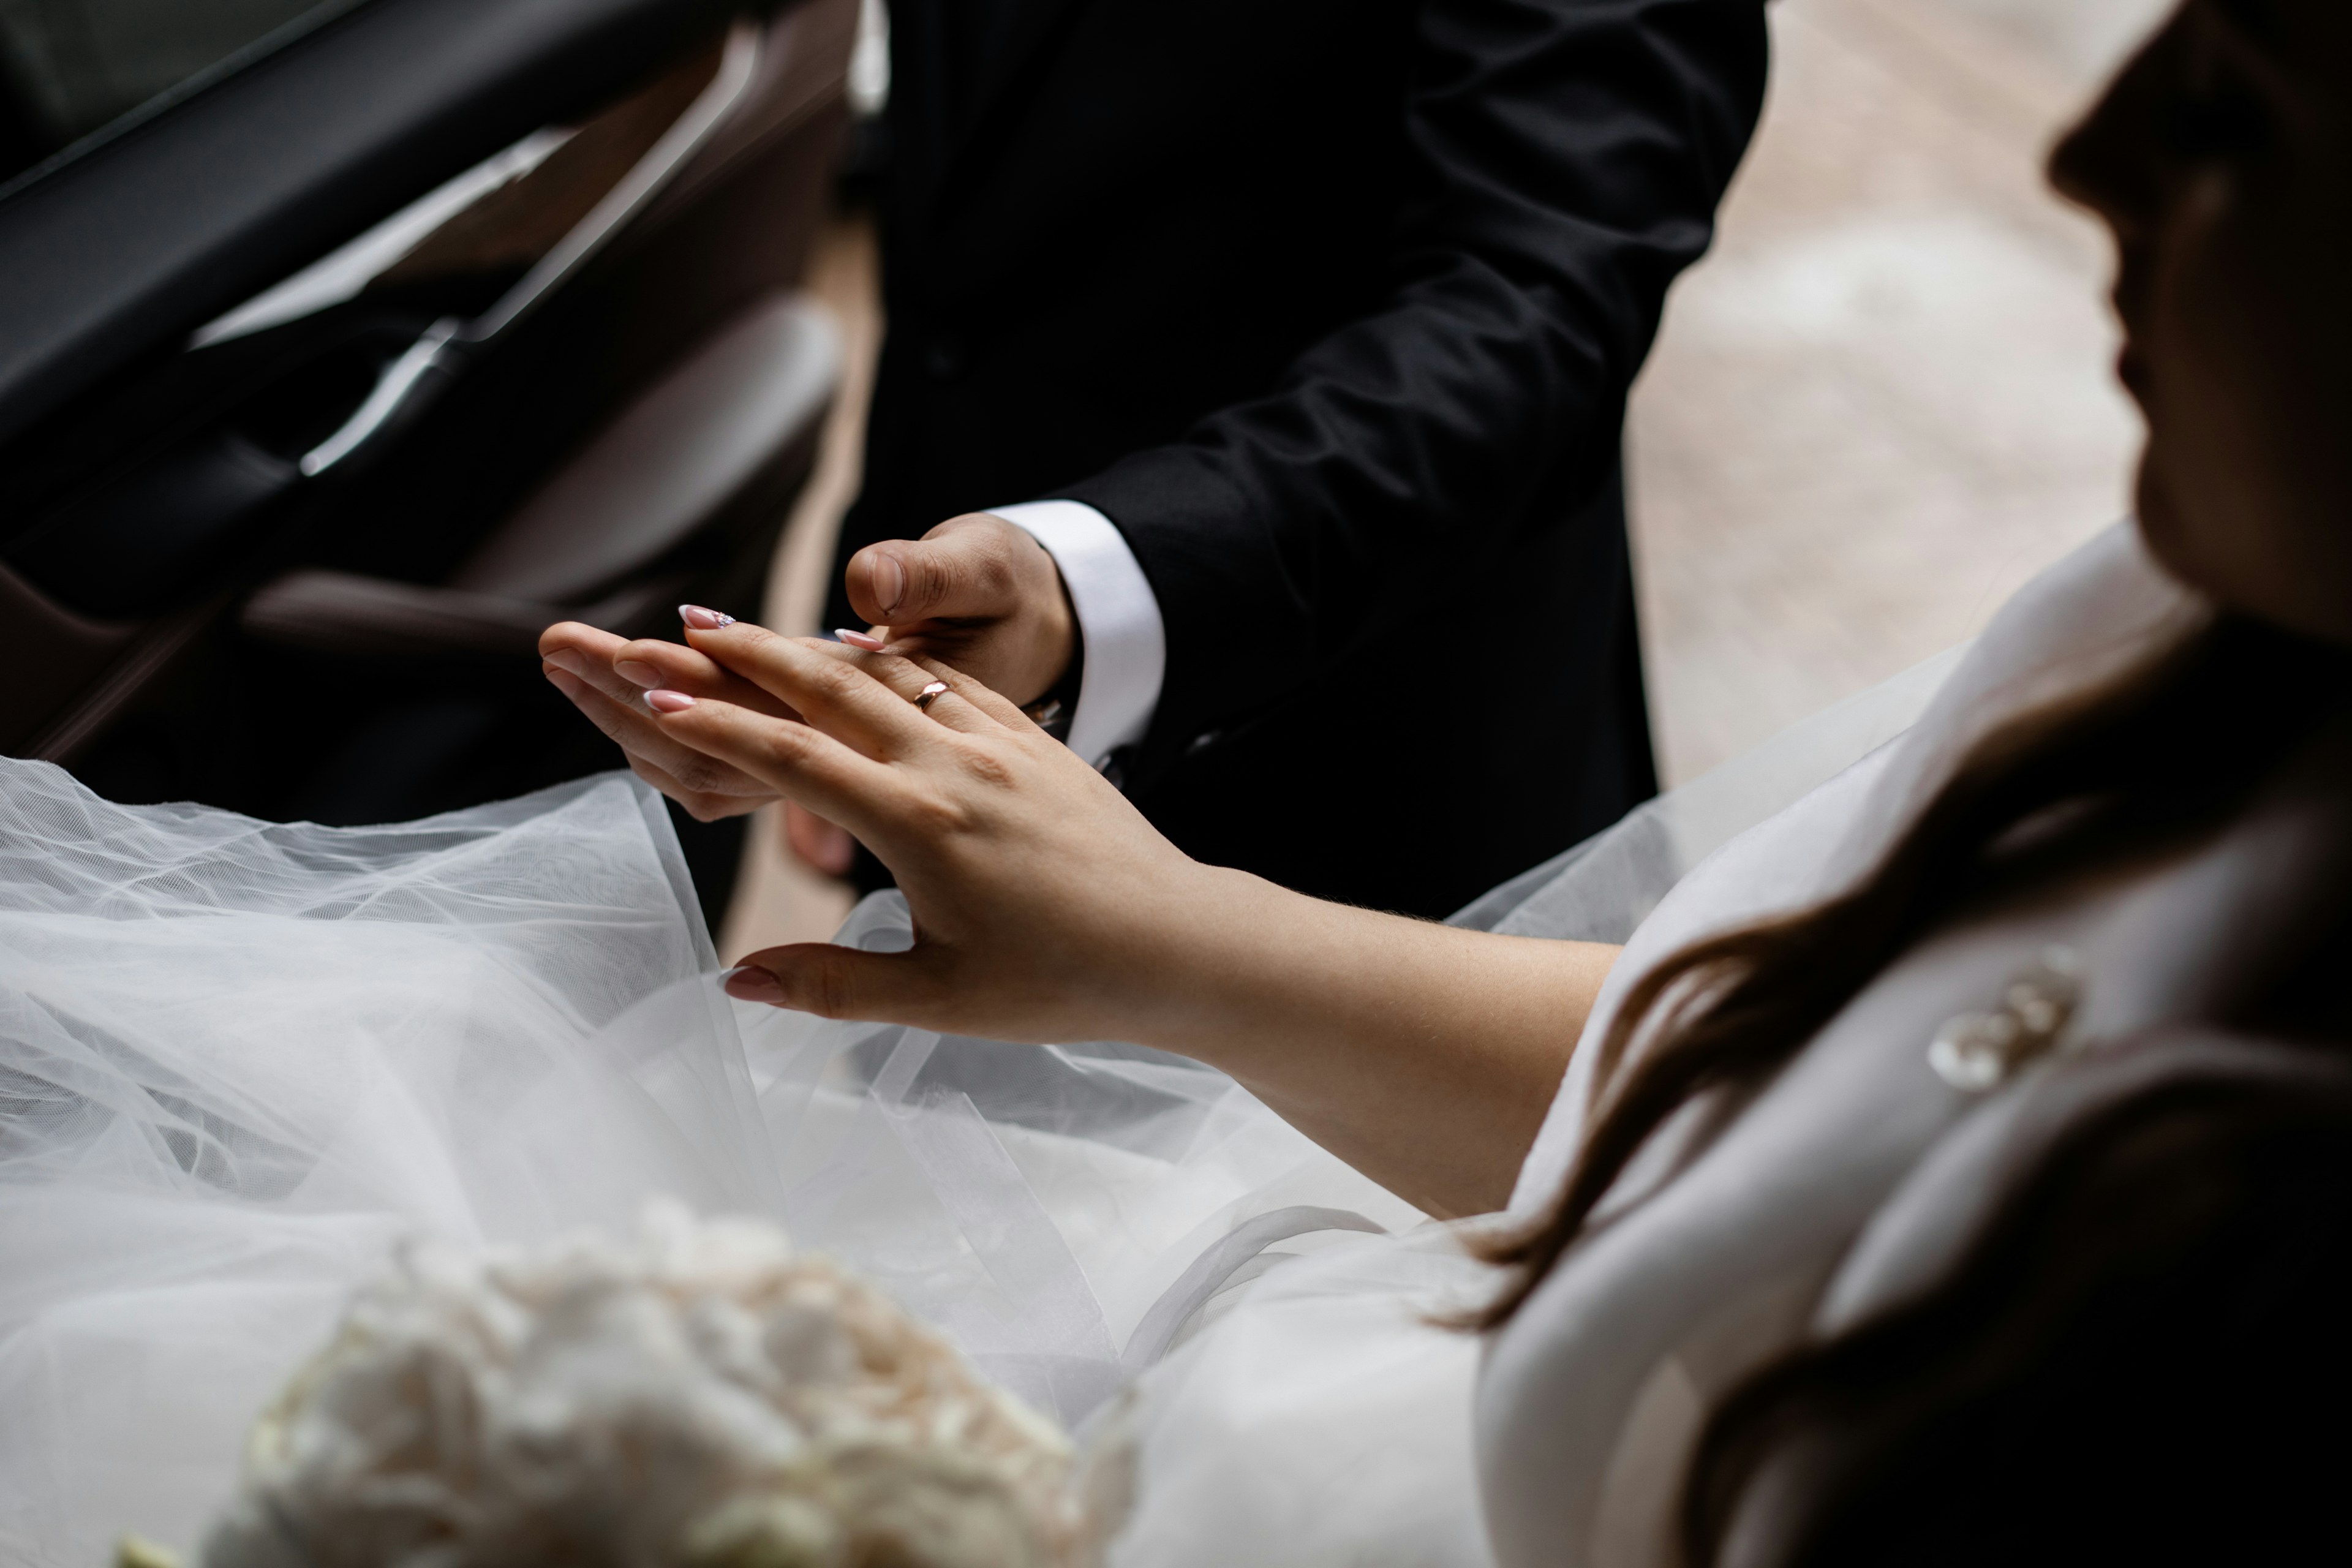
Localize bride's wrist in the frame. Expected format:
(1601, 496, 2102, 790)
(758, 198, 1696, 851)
(1106, 863, 1322, 1063)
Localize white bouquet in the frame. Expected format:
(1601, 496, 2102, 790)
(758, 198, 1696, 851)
(187, 1204, 1085, 1568)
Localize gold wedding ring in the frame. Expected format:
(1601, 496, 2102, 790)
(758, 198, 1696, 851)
(913, 680, 950, 712)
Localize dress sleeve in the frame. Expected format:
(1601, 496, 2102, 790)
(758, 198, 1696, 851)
(1059, 0, 1769, 764)
(1504, 745, 1910, 1216)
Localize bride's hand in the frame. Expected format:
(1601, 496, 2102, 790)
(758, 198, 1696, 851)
(540, 620, 797, 822)
(627, 617, 1237, 1043)
(617, 616, 1616, 1217)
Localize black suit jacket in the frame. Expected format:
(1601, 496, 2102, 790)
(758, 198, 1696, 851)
(829, 0, 1768, 918)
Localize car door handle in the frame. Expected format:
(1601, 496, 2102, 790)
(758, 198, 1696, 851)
(296, 20, 760, 480)
(298, 317, 462, 476)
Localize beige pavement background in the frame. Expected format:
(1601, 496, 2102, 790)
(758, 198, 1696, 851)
(1631, 0, 2168, 783)
(720, 0, 2174, 956)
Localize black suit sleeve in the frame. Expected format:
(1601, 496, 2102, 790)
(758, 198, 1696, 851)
(1057, 0, 1767, 778)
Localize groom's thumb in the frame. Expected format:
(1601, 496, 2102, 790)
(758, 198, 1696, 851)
(846, 514, 1030, 628)
(724, 944, 940, 1023)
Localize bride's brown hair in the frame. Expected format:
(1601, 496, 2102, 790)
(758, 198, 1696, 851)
(1476, 613, 2352, 1549)
(1477, 612, 2345, 1327)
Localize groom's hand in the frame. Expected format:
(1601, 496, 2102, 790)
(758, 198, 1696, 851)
(844, 514, 1074, 708)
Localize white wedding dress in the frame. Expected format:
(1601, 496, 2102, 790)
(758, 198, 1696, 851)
(7, 526, 2327, 1568)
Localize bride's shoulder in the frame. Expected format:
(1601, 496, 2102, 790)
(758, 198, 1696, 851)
(1739, 525, 2210, 920)
(1500, 529, 2212, 1216)
(1913, 525, 2206, 755)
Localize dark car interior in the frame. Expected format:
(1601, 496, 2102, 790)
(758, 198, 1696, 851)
(0, 0, 857, 924)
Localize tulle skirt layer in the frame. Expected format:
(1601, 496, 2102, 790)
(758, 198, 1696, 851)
(0, 766, 1471, 1568)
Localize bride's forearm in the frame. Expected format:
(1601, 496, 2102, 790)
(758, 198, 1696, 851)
(631, 625, 1616, 1217)
(1128, 866, 1620, 1219)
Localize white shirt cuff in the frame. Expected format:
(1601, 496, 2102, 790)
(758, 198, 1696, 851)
(988, 500, 1164, 772)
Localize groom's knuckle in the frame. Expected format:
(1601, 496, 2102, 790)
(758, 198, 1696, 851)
(969, 538, 1017, 600)
(907, 548, 963, 611)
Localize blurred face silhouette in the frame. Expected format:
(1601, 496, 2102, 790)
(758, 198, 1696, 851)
(2051, 0, 2352, 644)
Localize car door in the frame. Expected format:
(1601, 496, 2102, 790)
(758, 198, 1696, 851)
(0, 0, 854, 922)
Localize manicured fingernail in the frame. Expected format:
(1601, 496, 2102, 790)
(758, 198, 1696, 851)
(870, 553, 905, 615)
(614, 658, 662, 688)
(833, 628, 889, 652)
(543, 649, 589, 677)
(646, 690, 696, 714)
(722, 965, 787, 1004)
(680, 605, 736, 630)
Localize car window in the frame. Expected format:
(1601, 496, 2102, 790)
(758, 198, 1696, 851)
(0, 0, 364, 187)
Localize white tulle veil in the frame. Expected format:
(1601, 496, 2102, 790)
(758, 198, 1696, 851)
(0, 646, 1960, 1568)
